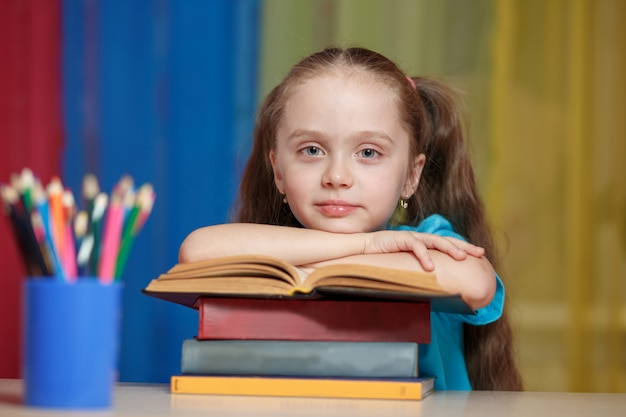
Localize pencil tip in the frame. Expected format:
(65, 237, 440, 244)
(82, 174, 100, 199)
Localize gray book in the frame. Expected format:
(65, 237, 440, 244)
(181, 338, 418, 378)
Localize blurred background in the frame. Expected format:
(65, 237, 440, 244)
(1, 0, 624, 392)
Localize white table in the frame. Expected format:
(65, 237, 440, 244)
(1, 379, 625, 416)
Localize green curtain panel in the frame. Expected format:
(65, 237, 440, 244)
(259, 0, 626, 392)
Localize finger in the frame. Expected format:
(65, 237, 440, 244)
(419, 235, 468, 260)
(411, 243, 435, 271)
(445, 237, 485, 257)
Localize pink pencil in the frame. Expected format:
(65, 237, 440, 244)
(61, 189, 77, 282)
(133, 185, 155, 235)
(97, 192, 124, 283)
(63, 222, 78, 281)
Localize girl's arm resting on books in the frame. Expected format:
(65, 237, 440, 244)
(303, 251, 496, 310)
(361, 229, 484, 271)
(178, 224, 483, 271)
(179, 223, 367, 266)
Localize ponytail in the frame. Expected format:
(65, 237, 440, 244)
(413, 77, 523, 390)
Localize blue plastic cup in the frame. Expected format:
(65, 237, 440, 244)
(23, 278, 122, 409)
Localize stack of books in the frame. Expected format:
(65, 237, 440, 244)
(144, 255, 473, 400)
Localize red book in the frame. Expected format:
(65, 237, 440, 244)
(196, 297, 431, 343)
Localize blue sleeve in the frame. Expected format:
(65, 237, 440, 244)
(390, 214, 504, 325)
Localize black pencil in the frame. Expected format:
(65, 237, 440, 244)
(1, 184, 49, 276)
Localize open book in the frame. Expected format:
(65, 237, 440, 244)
(143, 254, 473, 313)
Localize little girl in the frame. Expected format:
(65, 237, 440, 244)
(179, 47, 522, 390)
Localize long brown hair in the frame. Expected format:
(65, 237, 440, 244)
(234, 47, 522, 390)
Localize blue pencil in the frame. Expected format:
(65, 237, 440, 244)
(33, 188, 65, 280)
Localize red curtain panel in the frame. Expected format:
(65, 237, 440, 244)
(0, 0, 63, 378)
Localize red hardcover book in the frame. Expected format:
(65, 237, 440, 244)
(196, 297, 431, 343)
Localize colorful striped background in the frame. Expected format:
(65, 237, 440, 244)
(1, 0, 259, 383)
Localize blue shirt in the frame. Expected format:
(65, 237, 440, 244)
(388, 214, 505, 390)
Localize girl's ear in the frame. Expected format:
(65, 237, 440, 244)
(402, 153, 426, 198)
(269, 150, 284, 194)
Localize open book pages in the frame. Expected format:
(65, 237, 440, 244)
(142, 254, 474, 314)
(148, 254, 446, 295)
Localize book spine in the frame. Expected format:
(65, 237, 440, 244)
(181, 339, 418, 378)
(171, 375, 434, 400)
(197, 298, 430, 343)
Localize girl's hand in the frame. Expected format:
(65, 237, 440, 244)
(362, 231, 485, 271)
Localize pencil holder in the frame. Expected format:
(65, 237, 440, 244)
(22, 278, 122, 409)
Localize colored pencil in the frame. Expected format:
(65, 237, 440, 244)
(81, 174, 100, 215)
(18, 168, 35, 212)
(132, 184, 155, 235)
(74, 210, 89, 276)
(1, 184, 48, 276)
(89, 192, 108, 276)
(61, 190, 78, 281)
(115, 183, 155, 279)
(46, 178, 66, 262)
(98, 191, 125, 283)
(30, 210, 54, 274)
(32, 187, 65, 279)
(31, 182, 64, 277)
(2, 170, 154, 283)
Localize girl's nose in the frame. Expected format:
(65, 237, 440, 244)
(322, 157, 353, 188)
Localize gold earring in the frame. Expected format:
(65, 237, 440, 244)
(282, 194, 288, 204)
(399, 198, 408, 209)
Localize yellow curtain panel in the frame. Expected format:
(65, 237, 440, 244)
(260, 0, 625, 392)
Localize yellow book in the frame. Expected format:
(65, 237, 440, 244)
(170, 375, 435, 401)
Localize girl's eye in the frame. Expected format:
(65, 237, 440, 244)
(302, 146, 324, 157)
(358, 148, 379, 159)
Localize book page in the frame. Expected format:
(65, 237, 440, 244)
(303, 264, 447, 294)
(158, 255, 300, 286)
(144, 276, 294, 295)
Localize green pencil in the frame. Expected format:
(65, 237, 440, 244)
(114, 184, 154, 279)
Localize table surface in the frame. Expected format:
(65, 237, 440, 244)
(1, 378, 625, 416)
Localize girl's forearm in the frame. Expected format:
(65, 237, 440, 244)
(178, 223, 366, 265)
(305, 251, 497, 310)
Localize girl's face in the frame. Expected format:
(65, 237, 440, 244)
(270, 73, 424, 233)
